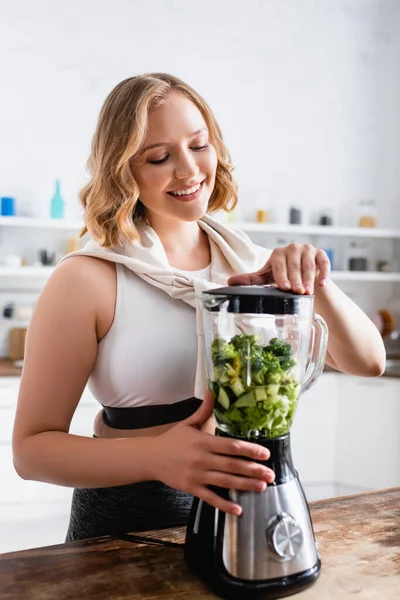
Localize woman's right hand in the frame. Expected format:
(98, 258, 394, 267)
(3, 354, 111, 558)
(151, 391, 275, 515)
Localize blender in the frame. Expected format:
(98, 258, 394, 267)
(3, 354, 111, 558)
(184, 285, 328, 600)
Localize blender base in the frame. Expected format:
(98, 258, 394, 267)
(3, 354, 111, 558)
(184, 498, 321, 600)
(184, 433, 321, 600)
(185, 550, 321, 600)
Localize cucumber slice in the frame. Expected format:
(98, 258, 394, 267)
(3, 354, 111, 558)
(217, 387, 231, 410)
(209, 381, 219, 400)
(234, 390, 257, 408)
(266, 384, 280, 396)
(230, 379, 246, 397)
(254, 387, 267, 401)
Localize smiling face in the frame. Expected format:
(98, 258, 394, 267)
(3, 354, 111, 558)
(131, 92, 218, 227)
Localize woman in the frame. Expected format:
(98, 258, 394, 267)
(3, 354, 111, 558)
(12, 73, 385, 542)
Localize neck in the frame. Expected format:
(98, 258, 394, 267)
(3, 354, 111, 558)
(154, 219, 203, 253)
(150, 214, 211, 270)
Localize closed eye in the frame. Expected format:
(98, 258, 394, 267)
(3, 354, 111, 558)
(149, 156, 169, 165)
(191, 144, 209, 151)
(148, 144, 209, 165)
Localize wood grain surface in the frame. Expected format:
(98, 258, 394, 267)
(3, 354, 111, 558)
(0, 488, 399, 600)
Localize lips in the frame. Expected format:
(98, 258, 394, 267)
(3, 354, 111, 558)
(167, 179, 205, 196)
(166, 180, 205, 202)
(167, 180, 204, 202)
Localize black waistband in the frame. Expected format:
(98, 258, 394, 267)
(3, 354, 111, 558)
(101, 397, 202, 430)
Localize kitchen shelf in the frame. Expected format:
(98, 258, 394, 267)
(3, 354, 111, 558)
(229, 221, 400, 239)
(1, 217, 400, 239)
(330, 271, 400, 282)
(0, 217, 83, 229)
(0, 266, 54, 277)
(0, 266, 399, 282)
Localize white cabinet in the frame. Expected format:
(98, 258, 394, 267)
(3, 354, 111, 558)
(335, 375, 400, 491)
(70, 388, 100, 437)
(0, 378, 99, 505)
(0, 377, 20, 442)
(291, 373, 339, 499)
(288, 372, 400, 499)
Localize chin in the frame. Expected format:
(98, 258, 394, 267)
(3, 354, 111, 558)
(174, 201, 210, 222)
(183, 208, 208, 221)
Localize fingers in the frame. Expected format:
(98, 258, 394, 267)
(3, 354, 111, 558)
(227, 272, 262, 286)
(227, 245, 329, 293)
(208, 455, 275, 483)
(227, 264, 274, 287)
(184, 389, 214, 429)
(205, 471, 268, 493)
(316, 248, 331, 287)
(208, 436, 270, 461)
(196, 486, 243, 516)
(300, 245, 317, 294)
(270, 244, 324, 295)
(280, 244, 314, 294)
(195, 463, 275, 516)
(268, 248, 290, 291)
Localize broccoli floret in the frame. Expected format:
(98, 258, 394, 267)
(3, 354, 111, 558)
(265, 337, 292, 358)
(211, 339, 236, 362)
(265, 338, 296, 371)
(230, 334, 244, 350)
(250, 347, 266, 375)
(231, 334, 261, 351)
(263, 350, 281, 371)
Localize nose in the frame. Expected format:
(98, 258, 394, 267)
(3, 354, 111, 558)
(174, 149, 200, 180)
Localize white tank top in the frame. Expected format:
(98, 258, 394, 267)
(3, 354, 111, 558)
(88, 262, 212, 408)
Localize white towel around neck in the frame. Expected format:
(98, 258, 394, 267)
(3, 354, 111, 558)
(59, 213, 271, 399)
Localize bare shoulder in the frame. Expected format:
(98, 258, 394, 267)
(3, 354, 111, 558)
(52, 255, 116, 293)
(45, 256, 116, 340)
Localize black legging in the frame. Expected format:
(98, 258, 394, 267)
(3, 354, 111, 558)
(65, 480, 193, 542)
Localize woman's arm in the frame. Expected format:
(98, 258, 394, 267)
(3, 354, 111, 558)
(313, 278, 385, 376)
(12, 256, 156, 488)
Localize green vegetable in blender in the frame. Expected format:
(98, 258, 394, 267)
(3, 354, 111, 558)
(210, 335, 300, 438)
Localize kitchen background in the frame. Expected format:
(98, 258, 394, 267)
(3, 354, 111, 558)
(0, 0, 399, 553)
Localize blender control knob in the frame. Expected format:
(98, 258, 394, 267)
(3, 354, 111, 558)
(266, 513, 304, 559)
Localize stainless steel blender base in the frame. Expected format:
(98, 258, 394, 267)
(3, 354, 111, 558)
(222, 478, 319, 581)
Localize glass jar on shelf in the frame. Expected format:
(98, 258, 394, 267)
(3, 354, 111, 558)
(254, 190, 269, 223)
(358, 199, 377, 228)
(347, 241, 368, 271)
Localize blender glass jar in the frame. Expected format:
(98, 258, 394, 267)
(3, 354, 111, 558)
(200, 286, 328, 440)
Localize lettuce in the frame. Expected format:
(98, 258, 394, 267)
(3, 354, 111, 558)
(210, 335, 300, 439)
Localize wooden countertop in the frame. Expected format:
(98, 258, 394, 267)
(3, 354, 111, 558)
(0, 488, 398, 600)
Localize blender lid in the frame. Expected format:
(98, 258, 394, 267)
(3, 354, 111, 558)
(204, 285, 312, 314)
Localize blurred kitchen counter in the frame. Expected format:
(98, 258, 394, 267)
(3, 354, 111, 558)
(322, 357, 400, 378)
(0, 359, 22, 377)
(2, 358, 400, 378)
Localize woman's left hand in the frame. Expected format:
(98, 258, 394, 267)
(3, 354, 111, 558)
(228, 243, 331, 295)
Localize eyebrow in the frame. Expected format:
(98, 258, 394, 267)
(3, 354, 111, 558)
(141, 127, 208, 154)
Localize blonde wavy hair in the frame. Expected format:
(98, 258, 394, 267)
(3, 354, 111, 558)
(80, 72, 238, 247)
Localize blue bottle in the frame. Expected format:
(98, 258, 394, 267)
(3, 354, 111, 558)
(1, 196, 16, 216)
(50, 179, 65, 219)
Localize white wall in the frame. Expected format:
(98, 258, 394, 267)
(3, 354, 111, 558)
(0, 0, 399, 225)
